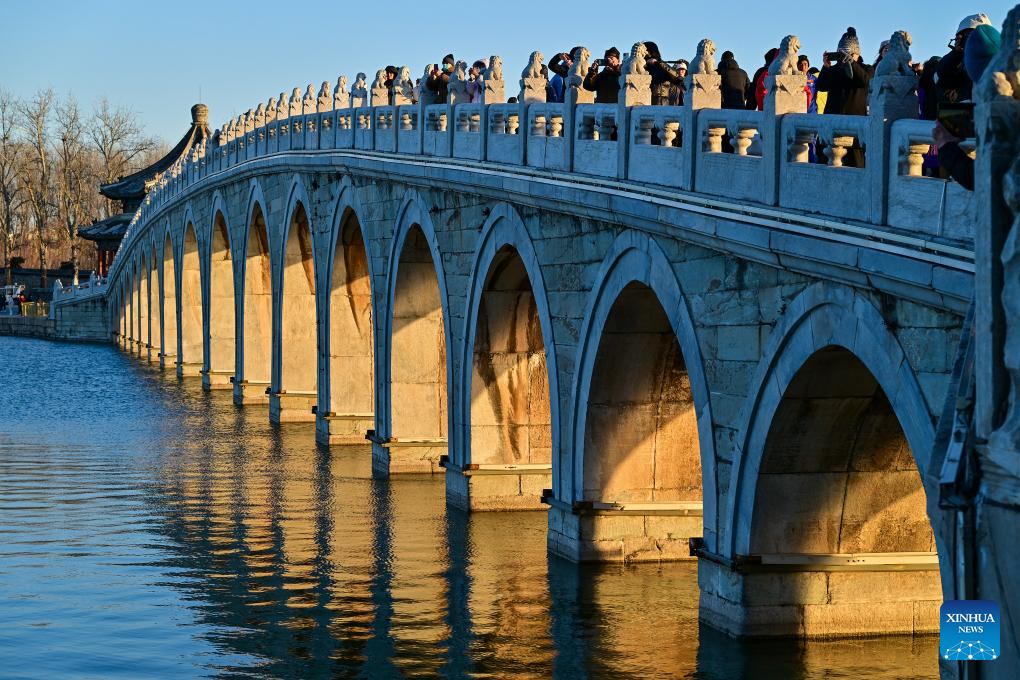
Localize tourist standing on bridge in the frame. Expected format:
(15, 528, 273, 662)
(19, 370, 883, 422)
(583, 47, 622, 104)
(426, 55, 455, 103)
(642, 42, 685, 106)
(717, 51, 751, 110)
(667, 60, 689, 106)
(936, 13, 992, 103)
(466, 60, 488, 103)
(548, 48, 580, 103)
(816, 27, 870, 167)
(384, 65, 398, 105)
(749, 48, 778, 110)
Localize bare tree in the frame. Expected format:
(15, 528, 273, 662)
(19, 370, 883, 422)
(89, 97, 156, 218)
(19, 89, 55, 288)
(54, 95, 96, 284)
(0, 90, 28, 285)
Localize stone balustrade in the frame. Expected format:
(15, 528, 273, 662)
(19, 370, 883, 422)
(108, 35, 973, 284)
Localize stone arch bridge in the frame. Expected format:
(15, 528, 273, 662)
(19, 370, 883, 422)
(89, 24, 1020, 665)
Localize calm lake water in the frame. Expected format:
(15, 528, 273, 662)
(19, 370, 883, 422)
(0, 336, 938, 678)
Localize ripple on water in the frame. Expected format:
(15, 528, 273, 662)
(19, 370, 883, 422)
(0, 336, 939, 678)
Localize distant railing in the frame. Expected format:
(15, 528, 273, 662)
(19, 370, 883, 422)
(49, 274, 108, 318)
(107, 37, 977, 286)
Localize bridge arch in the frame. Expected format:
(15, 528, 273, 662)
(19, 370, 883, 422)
(452, 203, 558, 508)
(179, 206, 204, 377)
(206, 191, 236, 387)
(148, 243, 161, 360)
(237, 179, 272, 399)
(703, 282, 945, 638)
(553, 230, 715, 561)
(318, 176, 376, 444)
(135, 251, 149, 352)
(159, 223, 179, 369)
(271, 174, 318, 422)
(377, 189, 453, 472)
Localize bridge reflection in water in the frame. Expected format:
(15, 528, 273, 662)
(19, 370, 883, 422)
(0, 336, 937, 678)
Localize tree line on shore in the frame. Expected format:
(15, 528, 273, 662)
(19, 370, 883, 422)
(0, 88, 163, 287)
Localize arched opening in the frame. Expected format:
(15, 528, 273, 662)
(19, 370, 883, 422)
(583, 282, 701, 504)
(390, 225, 448, 446)
(273, 201, 317, 422)
(324, 208, 374, 444)
(573, 281, 702, 562)
(238, 203, 272, 403)
(750, 346, 935, 556)
(137, 257, 149, 352)
(161, 234, 178, 367)
(180, 222, 203, 376)
(149, 248, 161, 361)
(208, 211, 235, 385)
(470, 245, 551, 467)
(709, 345, 943, 638)
(125, 271, 135, 344)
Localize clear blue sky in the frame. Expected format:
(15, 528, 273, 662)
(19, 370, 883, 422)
(1, 1, 1012, 143)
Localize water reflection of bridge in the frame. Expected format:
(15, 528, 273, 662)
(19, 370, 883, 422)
(148, 384, 937, 677)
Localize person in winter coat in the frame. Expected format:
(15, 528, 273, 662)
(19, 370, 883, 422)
(426, 54, 455, 103)
(918, 56, 942, 120)
(466, 60, 487, 103)
(642, 41, 684, 105)
(750, 48, 779, 110)
(717, 51, 751, 109)
(798, 55, 818, 113)
(816, 28, 871, 116)
(936, 13, 992, 103)
(816, 27, 871, 167)
(583, 47, 622, 104)
(935, 22, 1000, 190)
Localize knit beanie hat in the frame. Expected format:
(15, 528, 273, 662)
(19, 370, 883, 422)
(605, 46, 621, 60)
(964, 23, 1002, 82)
(838, 27, 861, 58)
(958, 13, 992, 32)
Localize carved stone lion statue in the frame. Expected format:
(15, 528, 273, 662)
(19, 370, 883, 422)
(289, 87, 303, 116)
(521, 51, 545, 80)
(623, 42, 649, 76)
(452, 60, 468, 83)
(690, 39, 716, 75)
(254, 103, 266, 127)
(396, 66, 415, 101)
(874, 30, 913, 78)
(276, 92, 288, 118)
(266, 97, 278, 122)
(485, 55, 503, 82)
(767, 35, 801, 77)
(372, 70, 387, 89)
(336, 75, 348, 95)
(303, 84, 316, 112)
(317, 81, 333, 112)
(244, 109, 255, 131)
(977, 5, 1020, 102)
(568, 47, 591, 89)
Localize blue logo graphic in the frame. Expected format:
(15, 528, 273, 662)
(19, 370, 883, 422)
(940, 600, 1000, 661)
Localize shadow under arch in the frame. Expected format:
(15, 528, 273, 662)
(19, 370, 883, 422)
(707, 281, 945, 639)
(451, 203, 559, 509)
(551, 230, 715, 562)
(270, 174, 317, 423)
(376, 189, 454, 474)
(149, 243, 161, 361)
(236, 180, 273, 402)
(206, 193, 235, 388)
(318, 176, 377, 445)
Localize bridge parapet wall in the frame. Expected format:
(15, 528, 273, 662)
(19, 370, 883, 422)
(106, 31, 974, 286)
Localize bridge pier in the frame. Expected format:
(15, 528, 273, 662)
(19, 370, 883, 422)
(201, 369, 233, 390)
(269, 391, 316, 423)
(371, 438, 445, 476)
(546, 501, 701, 562)
(232, 380, 269, 406)
(315, 412, 373, 446)
(177, 360, 202, 378)
(697, 556, 942, 638)
(444, 463, 550, 511)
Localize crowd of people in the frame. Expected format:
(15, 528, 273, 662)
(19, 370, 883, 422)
(384, 12, 996, 190)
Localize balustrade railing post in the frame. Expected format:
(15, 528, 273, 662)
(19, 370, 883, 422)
(868, 63, 920, 225)
(478, 57, 505, 162)
(762, 38, 807, 205)
(518, 52, 548, 167)
(564, 49, 595, 173)
(617, 45, 653, 180)
(682, 69, 722, 190)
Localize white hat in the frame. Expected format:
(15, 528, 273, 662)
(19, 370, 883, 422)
(958, 13, 992, 32)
